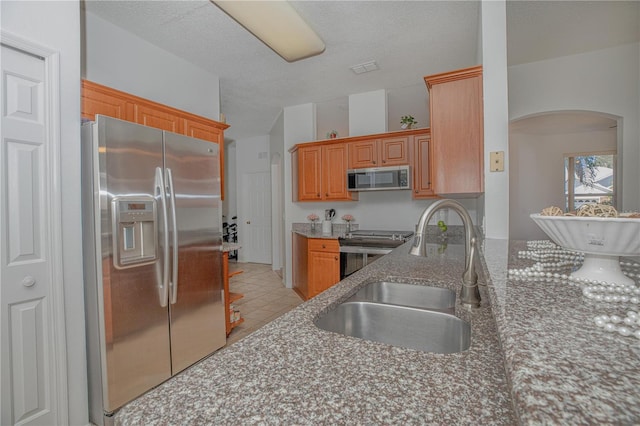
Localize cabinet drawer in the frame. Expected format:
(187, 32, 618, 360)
(308, 239, 339, 253)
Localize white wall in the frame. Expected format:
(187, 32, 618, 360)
(481, 0, 510, 239)
(509, 43, 640, 211)
(83, 11, 221, 121)
(270, 112, 285, 271)
(223, 142, 237, 222)
(1, 1, 87, 424)
(235, 135, 270, 263)
(283, 104, 316, 287)
(509, 127, 617, 240)
(348, 90, 388, 136)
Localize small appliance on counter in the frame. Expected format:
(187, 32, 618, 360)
(323, 208, 336, 234)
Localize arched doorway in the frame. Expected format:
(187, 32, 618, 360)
(509, 110, 620, 240)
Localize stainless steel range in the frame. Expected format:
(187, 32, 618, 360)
(338, 230, 413, 278)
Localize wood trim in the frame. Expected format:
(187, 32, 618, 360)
(289, 127, 430, 153)
(424, 65, 483, 89)
(82, 80, 229, 131)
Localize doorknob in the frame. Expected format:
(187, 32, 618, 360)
(21, 276, 36, 287)
(246, 221, 251, 224)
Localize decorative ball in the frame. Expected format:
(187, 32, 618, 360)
(576, 203, 618, 218)
(541, 206, 564, 216)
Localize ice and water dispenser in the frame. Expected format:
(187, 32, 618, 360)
(111, 196, 158, 269)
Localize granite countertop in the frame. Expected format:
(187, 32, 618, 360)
(483, 240, 640, 424)
(116, 238, 514, 425)
(115, 238, 640, 425)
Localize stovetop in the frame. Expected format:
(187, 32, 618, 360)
(338, 229, 414, 248)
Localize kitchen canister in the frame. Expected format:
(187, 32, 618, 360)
(322, 220, 332, 235)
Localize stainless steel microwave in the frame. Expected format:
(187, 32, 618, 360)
(347, 165, 411, 191)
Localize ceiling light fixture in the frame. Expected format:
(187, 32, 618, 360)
(350, 61, 379, 75)
(212, 1, 325, 63)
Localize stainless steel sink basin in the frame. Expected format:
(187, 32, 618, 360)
(347, 281, 456, 314)
(315, 301, 470, 354)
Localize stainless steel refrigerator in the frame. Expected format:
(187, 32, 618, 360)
(82, 115, 226, 425)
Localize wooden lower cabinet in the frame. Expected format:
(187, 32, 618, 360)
(292, 234, 340, 301)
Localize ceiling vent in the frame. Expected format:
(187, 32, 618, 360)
(350, 61, 379, 75)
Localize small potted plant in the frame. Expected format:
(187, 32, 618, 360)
(400, 115, 417, 129)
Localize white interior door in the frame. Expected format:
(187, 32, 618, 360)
(1, 44, 63, 425)
(240, 171, 272, 264)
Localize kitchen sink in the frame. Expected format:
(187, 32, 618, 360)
(346, 281, 456, 314)
(314, 301, 470, 354)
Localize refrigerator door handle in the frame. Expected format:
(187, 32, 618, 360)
(166, 168, 179, 304)
(155, 166, 170, 307)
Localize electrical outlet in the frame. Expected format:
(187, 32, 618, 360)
(490, 151, 504, 172)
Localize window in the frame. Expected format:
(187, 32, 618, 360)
(564, 153, 616, 212)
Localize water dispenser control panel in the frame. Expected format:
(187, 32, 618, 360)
(111, 196, 158, 269)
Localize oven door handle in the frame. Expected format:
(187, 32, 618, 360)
(339, 246, 393, 255)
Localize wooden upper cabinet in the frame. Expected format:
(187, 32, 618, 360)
(411, 132, 435, 199)
(82, 80, 229, 199)
(323, 143, 352, 200)
(380, 136, 410, 166)
(133, 102, 183, 133)
(81, 80, 133, 121)
(424, 66, 484, 195)
(292, 143, 357, 202)
(348, 136, 410, 169)
(349, 139, 379, 168)
(297, 145, 322, 201)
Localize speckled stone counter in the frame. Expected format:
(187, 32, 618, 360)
(115, 237, 640, 425)
(483, 239, 640, 425)
(115, 239, 514, 425)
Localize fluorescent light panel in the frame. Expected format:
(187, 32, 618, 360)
(213, 1, 325, 62)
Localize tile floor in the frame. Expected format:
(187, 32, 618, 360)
(225, 261, 304, 346)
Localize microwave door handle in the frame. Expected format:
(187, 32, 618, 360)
(155, 167, 170, 307)
(166, 168, 179, 305)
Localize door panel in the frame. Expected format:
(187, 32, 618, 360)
(97, 117, 171, 411)
(163, 132, 225, 373)
(242, 171, 272, 264)
(1, 44, 57, 426)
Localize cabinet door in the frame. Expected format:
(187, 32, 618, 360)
(323, 143, 351, 200)
(412, 134, 436, 199)
(308, 239, 340, 298)
(349, 139, 379, 168)
(428, 68, 483, 194)
(81, 81, 132, 121)
(133, 103, 183, 134)
(298, 146, 322, 201)
(380, 136, 410, 166)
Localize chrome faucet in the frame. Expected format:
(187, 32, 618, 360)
(410, 199, 480, 307)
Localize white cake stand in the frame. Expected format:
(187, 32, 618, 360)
(530, 214, 640, 286)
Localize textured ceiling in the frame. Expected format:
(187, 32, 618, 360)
(83, 1, 640, 141)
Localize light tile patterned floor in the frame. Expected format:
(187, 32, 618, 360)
(226, 262, 303, 346)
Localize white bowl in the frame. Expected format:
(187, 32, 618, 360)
(530, 214, 640, 285)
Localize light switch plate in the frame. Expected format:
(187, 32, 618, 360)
(490, 151, 504, 172)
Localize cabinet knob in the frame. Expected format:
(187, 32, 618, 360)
(373, 160, 377, 164)
(322, 244, 326, 248)
(415, 190, 419, 193)
(325, 193, 329, 197)
(317, 193, 320, 197)
(382, 160, 386, 164)
(334, 256, 338, 261)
